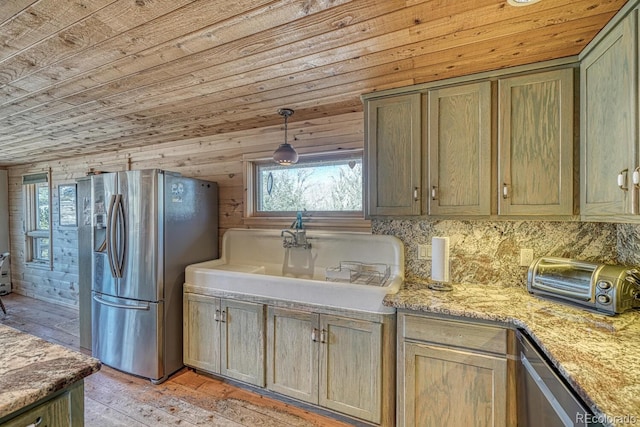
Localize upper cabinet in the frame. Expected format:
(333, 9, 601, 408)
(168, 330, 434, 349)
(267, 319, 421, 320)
(498, 69, 575, 216)
(427, 82, 492, 216)
(364, 66, 576, 218)
(580, 6, 637, 220)
(365, 93, 422, 216)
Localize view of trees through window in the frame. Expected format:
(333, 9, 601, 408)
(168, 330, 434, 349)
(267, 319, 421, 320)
(34, 182, 50, 261)
(257, 155, 363, 212)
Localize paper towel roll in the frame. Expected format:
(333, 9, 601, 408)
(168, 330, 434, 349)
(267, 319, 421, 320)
(431, 236, 450, 282)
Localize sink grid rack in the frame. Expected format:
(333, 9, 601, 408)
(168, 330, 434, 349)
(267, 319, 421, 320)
(325, 261, 390, 286)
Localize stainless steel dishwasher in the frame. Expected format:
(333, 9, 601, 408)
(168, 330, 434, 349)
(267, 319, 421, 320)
(517, 330, 604, 427)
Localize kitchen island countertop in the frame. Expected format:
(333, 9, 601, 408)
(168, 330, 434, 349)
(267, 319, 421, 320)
(384, 279, 640, 427)
(0, 324, 101, 420)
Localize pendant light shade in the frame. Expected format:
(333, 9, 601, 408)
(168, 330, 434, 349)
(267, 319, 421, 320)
(273, 108, 298, 165)
(506, 0, 541, 5)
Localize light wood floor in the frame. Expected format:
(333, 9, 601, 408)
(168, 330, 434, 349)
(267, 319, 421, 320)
(0, 293, 357, 426)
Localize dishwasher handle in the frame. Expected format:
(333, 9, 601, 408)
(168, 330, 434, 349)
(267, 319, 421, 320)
(520, 352, 575, 427)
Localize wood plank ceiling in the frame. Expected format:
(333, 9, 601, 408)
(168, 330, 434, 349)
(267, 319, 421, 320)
(0, 0, 627, 167)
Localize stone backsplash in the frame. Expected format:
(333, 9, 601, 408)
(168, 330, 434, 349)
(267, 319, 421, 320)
(617, 223, 640, 265)
(372, 219, 621, 287)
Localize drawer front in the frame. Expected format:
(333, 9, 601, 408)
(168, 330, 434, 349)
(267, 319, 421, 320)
(3, 391, 71, 427)
(401, 313, 507, 354)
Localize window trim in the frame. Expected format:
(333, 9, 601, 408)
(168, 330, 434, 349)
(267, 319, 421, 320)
(23, 172, 53, 269)
(243, 148, 370, 231)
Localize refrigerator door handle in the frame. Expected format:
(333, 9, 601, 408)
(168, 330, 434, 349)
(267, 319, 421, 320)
(105, 194, 119, 278)
(115, 194, 126, 278)
(93, 294, 150, 311)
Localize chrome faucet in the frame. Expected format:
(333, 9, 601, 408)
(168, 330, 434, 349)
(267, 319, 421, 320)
(281, 211, 312, 249)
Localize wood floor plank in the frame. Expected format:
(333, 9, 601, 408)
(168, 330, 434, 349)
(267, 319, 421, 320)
(0, 293, 358, 427)
(85, 366, 242, 427)
(85, 397, 150, 427)
(192, 376, 354, 427)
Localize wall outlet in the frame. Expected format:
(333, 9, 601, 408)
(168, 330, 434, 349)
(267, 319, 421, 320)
(520, 248, 534, 267)
(418, 244, 432, 260)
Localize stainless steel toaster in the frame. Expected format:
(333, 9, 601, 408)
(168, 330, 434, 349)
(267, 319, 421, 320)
(527, 257, 640, 315)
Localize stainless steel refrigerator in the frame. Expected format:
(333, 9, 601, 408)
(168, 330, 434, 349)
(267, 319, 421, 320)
(91, 169, 218, 384)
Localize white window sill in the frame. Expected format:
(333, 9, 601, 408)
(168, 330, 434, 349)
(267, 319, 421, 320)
(25, 261, 52, 270)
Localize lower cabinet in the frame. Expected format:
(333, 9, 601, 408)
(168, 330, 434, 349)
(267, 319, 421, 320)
(397, 312, 515, 427)
(1, 381, 84, 427)
(183, 293, 265, 387)
(266, 307, 385, 423)
(184, 291, 395, 425)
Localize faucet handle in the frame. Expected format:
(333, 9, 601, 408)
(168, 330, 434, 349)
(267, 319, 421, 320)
(292, 210, 306, 229)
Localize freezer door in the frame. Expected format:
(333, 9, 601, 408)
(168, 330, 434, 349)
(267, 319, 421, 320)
(91, 173, 118, 296)
(118, 170, 161, 302)
(92, 292, 163, 380)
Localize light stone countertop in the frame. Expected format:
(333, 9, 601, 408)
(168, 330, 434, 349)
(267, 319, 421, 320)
(384, 279, 640, 427)
(0, 324, 101, 419)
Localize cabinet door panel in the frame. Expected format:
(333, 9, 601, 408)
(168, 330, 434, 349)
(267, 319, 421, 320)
(581, 13, 636, 216)
(319, 315, 382, 423)
(428, 82, 491, 215)
(183, 293, 220, 373)
(266, 307, 318, 404)
(403, 342, 507, 427)
(366, 93, 421, 216)
(221, 299, 265, 387)
(499, 69, 574, 215)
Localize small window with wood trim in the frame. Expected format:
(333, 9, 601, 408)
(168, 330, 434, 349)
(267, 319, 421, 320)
(23, 173, 52, 267)
(244, 150, 368, 230)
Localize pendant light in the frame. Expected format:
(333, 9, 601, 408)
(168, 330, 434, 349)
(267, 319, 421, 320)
(506, 0, 541, 6)
(273, 108, 298, 165)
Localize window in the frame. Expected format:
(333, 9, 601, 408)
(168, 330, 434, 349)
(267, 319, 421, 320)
(23, 173, 52, 267)
(244, 150, 369, 230)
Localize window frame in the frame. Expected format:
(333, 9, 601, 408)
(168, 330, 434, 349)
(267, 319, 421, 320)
(243, 149, 370, 231)
(23, 173, 53, 269)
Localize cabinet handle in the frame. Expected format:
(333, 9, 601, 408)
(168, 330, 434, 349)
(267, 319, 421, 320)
(311, 328, 318, 342)
(214, 309, 220, 322)
(26, 416, 42, 427)
(431, 186, 437, 200)
(413, 187, 419, 201)
(220, 310, 227, 323)
(633, 168, 640, 215)
(320, 328, 327, 344)
(502, 183, 509, 199)
(618, 169, 629, 191)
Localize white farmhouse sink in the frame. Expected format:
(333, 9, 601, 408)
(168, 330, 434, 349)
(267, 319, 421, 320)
(184, 228, 404, 314)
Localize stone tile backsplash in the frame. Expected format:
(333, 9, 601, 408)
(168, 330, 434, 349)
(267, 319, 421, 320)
(372, 219, 621, 287)
(617, 223, 640, 265)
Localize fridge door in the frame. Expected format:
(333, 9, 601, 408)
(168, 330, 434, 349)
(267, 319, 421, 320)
(91, 173, 118, 297)
(117, 170, 161, 302)
(92, 292, 163, 380)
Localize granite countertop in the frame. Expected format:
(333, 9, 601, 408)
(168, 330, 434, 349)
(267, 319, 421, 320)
(0, 324, 101, 419)
(384, 279, 640, 427)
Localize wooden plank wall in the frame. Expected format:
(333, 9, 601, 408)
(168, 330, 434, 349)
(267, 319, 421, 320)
(6, 112, 364, 307)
